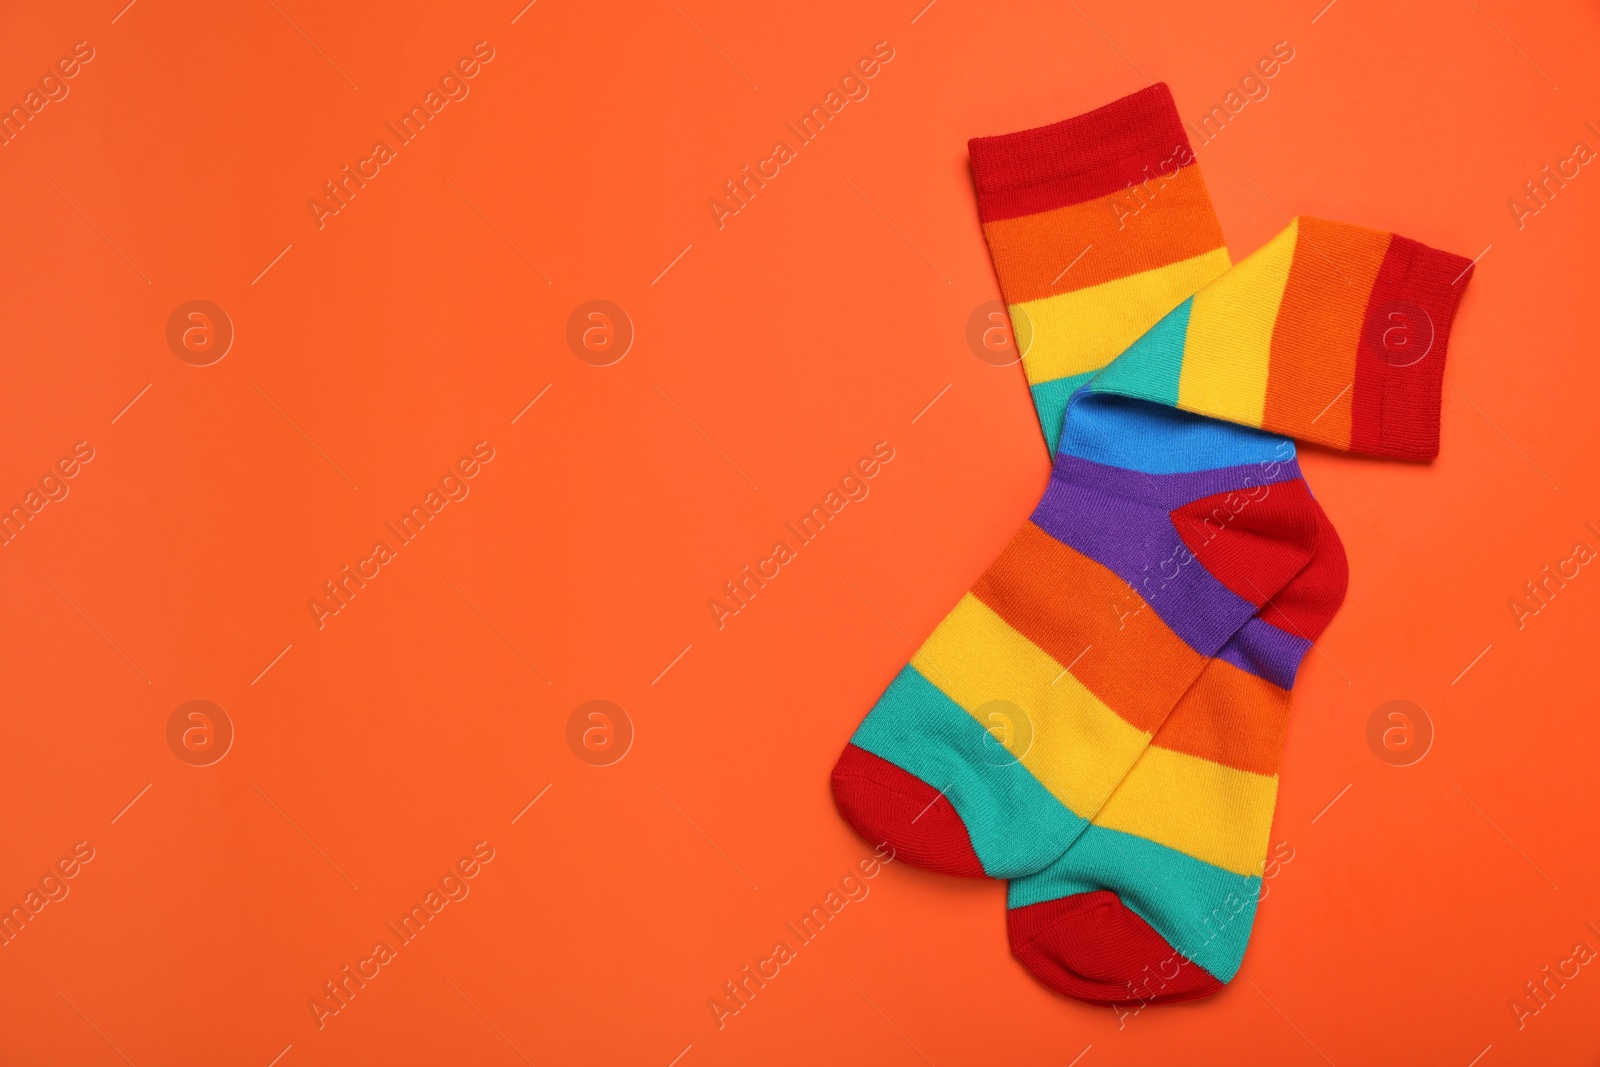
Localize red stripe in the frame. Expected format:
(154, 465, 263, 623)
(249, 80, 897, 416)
(1009, 892, 1224, 1005)
(1350, 236, 1475, 459)
(968, 83, 1196, 223)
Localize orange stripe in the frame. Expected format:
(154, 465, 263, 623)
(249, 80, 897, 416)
(970, 521, 1207, 734)
(980, 163, 1226, 306)
(1263, 218, 1390, 448)
(1148, 658, 1290, 776)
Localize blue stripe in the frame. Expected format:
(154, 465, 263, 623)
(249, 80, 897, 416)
(1030, 371, 1097, 456)
(1059, 391, 1296, 475)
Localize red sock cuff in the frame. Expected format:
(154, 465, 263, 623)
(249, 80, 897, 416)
(968, 83, 1195, 223)
(1350, 237, 1476, 460)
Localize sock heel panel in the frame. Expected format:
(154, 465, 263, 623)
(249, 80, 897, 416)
(1256, 499, 1349, 641)
(1170, 477, 1321, 609)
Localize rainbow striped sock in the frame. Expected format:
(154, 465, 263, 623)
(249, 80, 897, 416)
(830, 87, 1328, 880)
(1008, 217, 1474, 1004)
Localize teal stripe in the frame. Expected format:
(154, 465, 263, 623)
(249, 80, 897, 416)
(1028, 371, 1096, 455)
(1090, 296, 1192, 406)
(851, 664, 1086, 878)
(1009, 823, 1260, 982)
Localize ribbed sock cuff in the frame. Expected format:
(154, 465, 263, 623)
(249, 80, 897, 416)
(1350, 238, 1476, 460)
(968, 83, 1195, 223)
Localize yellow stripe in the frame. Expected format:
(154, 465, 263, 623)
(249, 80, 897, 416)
(1095, 746, 1279, 876)
(913, 594, 1151, 818)
(1176, 220, 1298, 427)
(1012, 249, 1232, 387)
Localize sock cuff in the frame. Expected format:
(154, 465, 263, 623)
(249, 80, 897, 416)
(1087, 216, 1475, 462)
(968, 83, 1195, 223)
(1348, 234, 1475, 460)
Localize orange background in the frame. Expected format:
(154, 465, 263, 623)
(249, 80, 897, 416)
(2, 0, 1597, 1064)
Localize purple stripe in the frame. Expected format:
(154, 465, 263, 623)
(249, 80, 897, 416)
(1051, 455, 1307, 509)
(1030, 472, 1259, 657)
(1218, 617, 1310, 690)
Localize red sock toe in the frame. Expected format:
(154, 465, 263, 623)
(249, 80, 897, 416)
(1009, 891, 1223, 1005)
(830, 745, 987, 877)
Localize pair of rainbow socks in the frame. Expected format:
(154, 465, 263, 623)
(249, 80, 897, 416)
(831, 84, 1474, 1005)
